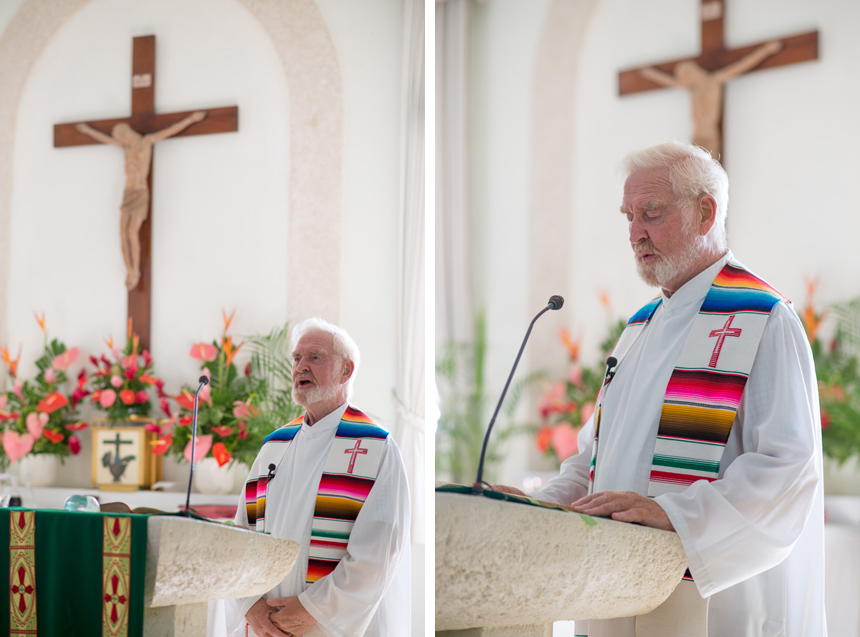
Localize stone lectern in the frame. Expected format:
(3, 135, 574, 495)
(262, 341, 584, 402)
(436, 488, 707, 637)
(145, 516, 299, 636)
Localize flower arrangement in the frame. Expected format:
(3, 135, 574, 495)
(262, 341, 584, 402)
(535, 307, 627, 467)
(0, 314, 88, 465)
(88, 319, 162, 423)
(800, 279, 860, 464)
(156, 311, 270, 468)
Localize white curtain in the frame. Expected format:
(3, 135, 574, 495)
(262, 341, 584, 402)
(394, 0, 426, 545)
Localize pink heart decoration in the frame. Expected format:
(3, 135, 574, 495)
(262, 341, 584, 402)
(3, 431, 34, 463)
(551, 424, 581, 461)
(26, 412, 49, 440)
(183, 434, 212, 463)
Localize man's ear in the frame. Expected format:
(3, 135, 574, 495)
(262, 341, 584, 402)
(342, 360, 355, 383)
(698, 194, 717, 235)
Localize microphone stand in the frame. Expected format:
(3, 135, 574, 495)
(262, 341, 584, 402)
(472, 296, 564, 494)
(181, 375, 210, 517)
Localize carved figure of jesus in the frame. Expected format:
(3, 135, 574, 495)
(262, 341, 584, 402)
(639, 41, 782, 157)
(76, 111, 207, 290)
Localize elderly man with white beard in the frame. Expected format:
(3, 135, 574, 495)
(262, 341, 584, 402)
(225, 318, 411, 637)
(494, 141, 826, 636)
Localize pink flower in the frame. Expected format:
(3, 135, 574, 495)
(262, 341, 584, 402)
(136, 390, 149, 404)
(111, 347, 121, 360)
(160, 397, 172, 417)
(200, 384, 212, 404)
(568, 363, 583, 388)
(51, 347, 79, 371)
(26, 412, 48, 440)
(550, 423, 580, 460)
(122, 354, 139, 370)
(69, 434, 81, 455)
(99, 389, 116, 408)
(44, 368, 57, 384)
(233, 399, 260, 420)
(183, 434, 212, 463)
(581, 401, 595, 424)
(124, 367, 137, 381)
(110, 375, 123, 388)
(190, 343, 218, 362)
(2, 430, 34, 463)
(201, 367, 211, 379)
(13, 379, 23, 399)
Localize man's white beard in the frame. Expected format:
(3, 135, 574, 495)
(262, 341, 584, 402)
(634, 233, 704, 288)
(294, 379, 340, 408)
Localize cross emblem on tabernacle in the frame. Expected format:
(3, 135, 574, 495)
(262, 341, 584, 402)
(708, 314, 742, 368)
(344, 440, 368, 474)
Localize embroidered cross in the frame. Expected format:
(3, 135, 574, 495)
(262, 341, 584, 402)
(344, 439, 368, 474)
(104, 573, 128, 625)
(11, 565, 34, 614)
(708, 314, 742, 368)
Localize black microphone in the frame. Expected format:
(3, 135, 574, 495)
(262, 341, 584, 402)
(604, 356, 618, 382)
(472, 296, 564, 494)
(182, 375, 210, 517)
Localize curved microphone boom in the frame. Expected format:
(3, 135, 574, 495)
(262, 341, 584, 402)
(182, 375, 210, 517)
(472, 295, 564, 494)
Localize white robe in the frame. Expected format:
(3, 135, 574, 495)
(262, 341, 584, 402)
(225, 403, 411, 637)
(532, 252, 826, 637)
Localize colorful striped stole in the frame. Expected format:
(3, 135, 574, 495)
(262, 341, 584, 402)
(588, 261, 786, 497)
(243, 406, 389, 588)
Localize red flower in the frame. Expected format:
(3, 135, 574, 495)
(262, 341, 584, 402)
(43, 429, 64, 444)
(120, 389, 136, 405)
(176, 391, 195, 411)
(71, 387, 89, 408)
(179, 416, 192, 426)
(69, 434, 81, 455)
(821, 410, 831, 430)
(536, 426, 553, 453)
(124, 367, 136, 381)
(212, 442, 232, 467)
(0, 411, 20, 422)
(89, 355, 99, 367)
(238, 421, 249, 440)
(139, 374, 156, 385)
(144, 422, 163, 435)
(151, 434, 173, 456)
(36, 392, 69, 414)
(160, 397, 172, 417)
(64, 422, 88, 431)
(142, 349, 152, 368)
(212, 425, 234, 437)
(244, 362, 251, 376)
(136, 390, 149, 404)
(155, 378, 167, 398)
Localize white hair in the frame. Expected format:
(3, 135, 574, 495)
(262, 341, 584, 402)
(290, 318, 360, 396)
(619, 141, 729, 252)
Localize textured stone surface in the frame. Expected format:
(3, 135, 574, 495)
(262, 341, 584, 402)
(143, 602, 208, 637)
(145, 516, 299, 608)
(435, 492, 688, 631)
(438, 624, 552, 637)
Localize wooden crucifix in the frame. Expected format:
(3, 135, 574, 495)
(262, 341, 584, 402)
(54, 35, 239, 351)
(618, 0, 818, 159)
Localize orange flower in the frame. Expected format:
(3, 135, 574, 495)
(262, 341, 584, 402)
(34, 312, 46, 334)
(222, 335, 244, 368)
(559, 328, 580, 362)
(64, 421, 88, 431)
(801, 276, 826, 342)
(0, 345, 22, 377)
(127, 317, 133, 339)
(105, 336, 114, 350)
(139, 374, 156, 385)
(536, 426, 553, 453)
(36, 392, 69, 414)
(132, 334, 140, 355)
(598, 290, 612, 312)
(222, 309, 236, 336)
(212, 442, 232, 467)
(120, 389, 136, 405)
(43, 429, 64, 444)
(176, 390, 195, 411)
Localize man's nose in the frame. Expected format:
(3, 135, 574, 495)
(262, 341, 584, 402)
(629, 216, 647, 245)
(294, 355, 309, 371)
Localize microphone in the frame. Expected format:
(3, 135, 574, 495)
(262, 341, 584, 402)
(182, 375, 210, 517)
(472, 296, 564, 494)
(604, 356, 618, 382)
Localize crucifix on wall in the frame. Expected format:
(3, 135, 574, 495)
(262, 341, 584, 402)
(618, 0, 818, 159)
(54, 35, 239, 350)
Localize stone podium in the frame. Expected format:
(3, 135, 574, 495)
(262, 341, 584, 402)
(144, 515, 299, 636)
(436, 489, 705, 637)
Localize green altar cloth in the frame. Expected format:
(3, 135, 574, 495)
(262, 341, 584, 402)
(1, 508, 148, 636)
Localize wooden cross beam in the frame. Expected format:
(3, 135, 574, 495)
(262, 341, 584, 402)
(54, 35, 239, 351)
(618, 0, 818, 159)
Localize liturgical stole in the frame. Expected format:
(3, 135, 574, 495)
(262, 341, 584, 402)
(243, 406, 389, 587)
(589, 261, 787, 500)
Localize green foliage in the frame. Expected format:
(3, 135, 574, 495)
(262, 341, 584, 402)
(435, 310, 534, 485)
(246, 322, 305, 434)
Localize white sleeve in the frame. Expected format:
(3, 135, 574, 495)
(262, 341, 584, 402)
(298, 436, 411, 637)
(529, 412, 595, 506)
(655, 302, 822, 597)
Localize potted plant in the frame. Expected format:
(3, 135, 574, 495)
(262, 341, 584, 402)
(0, 314, 88, 487)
